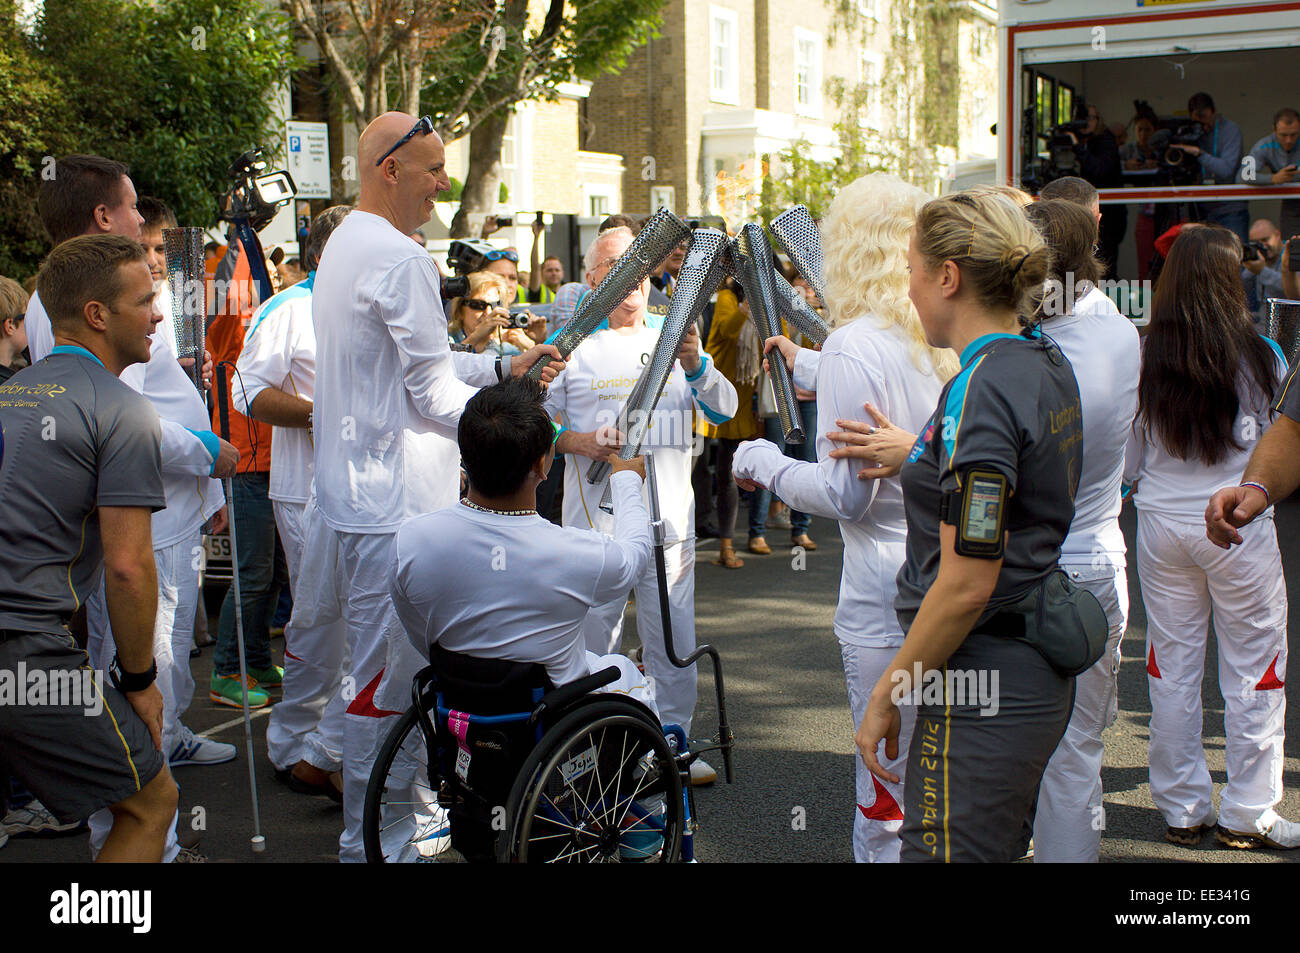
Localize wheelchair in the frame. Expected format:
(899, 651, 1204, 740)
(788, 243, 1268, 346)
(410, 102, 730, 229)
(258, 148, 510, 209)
(363, 457, 734, 863)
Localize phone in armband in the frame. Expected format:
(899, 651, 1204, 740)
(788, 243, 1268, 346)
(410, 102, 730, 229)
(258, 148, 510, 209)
(947, 469, 1008, 558)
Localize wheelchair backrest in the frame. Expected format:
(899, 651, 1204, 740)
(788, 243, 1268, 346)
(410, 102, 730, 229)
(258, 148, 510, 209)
(425, 643, 554, 716)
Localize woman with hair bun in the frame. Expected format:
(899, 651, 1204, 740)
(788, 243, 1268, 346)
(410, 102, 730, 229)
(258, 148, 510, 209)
(734, 173, 958, 862)
(846, 190, 1098, 862)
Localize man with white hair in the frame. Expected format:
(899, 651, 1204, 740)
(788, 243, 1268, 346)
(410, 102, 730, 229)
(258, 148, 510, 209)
(545, 226, 738, 783)
(311, 112, 563, 861)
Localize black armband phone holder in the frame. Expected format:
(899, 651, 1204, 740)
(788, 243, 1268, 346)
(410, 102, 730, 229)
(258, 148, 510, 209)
(940, 469, 1009, 558)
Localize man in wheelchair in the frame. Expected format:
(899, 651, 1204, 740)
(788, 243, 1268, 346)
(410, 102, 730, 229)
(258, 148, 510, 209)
(382, 378, 674, 861)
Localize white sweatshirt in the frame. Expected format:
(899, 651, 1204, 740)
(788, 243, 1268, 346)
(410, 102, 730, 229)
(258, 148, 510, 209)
(1040, 286, 1141, 567)
(544, 323, 737, 542)
(312, 210, 497, 533)
(391, 469, 651, 687)
(733, 317, 944, 647)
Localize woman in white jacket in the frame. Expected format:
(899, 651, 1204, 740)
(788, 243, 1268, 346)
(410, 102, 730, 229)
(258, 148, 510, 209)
(732, 173, 958, 862)
(1125, 224, 1298, 850)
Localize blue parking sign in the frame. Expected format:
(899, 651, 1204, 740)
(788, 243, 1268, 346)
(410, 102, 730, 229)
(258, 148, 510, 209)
(290, 136, 301, 152)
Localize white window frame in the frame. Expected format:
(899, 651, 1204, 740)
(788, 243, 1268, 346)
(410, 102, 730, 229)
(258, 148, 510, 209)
(794, 28, 822, 119)
(710, 6, 740, 106)
(856, 0, 879, 21)
(858, 50, 882, 126)
(650, 185, 676, 214)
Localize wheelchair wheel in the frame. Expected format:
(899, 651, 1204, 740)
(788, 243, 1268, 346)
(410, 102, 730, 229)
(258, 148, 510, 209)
(362, 706, 449, 863)
(499, 699, 683, 863)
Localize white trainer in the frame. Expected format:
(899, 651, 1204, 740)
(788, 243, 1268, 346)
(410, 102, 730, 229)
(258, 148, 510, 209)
(1217, 812, 1300, 850)
(169, 726, 237, 767)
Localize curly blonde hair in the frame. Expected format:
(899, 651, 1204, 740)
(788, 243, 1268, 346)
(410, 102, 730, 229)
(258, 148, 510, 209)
(821, 173, 960, 381)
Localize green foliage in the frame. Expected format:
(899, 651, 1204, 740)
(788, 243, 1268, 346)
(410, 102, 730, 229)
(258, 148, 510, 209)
(0, 0, 295, 277)
(763, 0, 970, 215)
(421, 0, 666, 144)
(446, 177, 465, 202)
(498, 181, 508, 204)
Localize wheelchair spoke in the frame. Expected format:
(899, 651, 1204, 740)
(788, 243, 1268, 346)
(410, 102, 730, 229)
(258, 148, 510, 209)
(551, 839, 601, 864)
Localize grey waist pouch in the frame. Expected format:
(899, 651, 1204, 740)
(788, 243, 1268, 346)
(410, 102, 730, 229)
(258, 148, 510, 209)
(986, 570, 1108, 678)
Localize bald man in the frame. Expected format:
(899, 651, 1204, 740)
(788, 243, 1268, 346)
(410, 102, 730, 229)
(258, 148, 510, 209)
(311, 112, 562, 861)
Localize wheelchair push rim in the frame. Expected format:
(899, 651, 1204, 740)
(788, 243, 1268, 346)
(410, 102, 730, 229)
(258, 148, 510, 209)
(500, 701, 684, 863)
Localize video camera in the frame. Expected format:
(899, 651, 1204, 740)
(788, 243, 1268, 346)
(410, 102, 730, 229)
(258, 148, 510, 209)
(219, 150, 297, 232)
(1133, 101, 1201, 186)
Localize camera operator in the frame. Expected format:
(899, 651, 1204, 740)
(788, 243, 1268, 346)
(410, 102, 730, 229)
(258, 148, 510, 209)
(1059, 105, 1126, 277)
(1172, 92, 1249, 241)
(1241, 218, 1286, 321)
(1241, 107, 1300, 241)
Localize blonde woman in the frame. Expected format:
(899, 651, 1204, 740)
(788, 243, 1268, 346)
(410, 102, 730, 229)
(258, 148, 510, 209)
(447, 271, 534, 356)
(732, 173, 959, 862)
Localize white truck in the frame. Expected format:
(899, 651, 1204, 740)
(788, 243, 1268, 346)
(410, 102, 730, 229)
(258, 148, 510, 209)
(997, 0, 1300, 303)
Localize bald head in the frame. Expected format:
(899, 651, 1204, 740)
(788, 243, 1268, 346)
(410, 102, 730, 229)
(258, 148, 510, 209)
(357, 112, 450, 235)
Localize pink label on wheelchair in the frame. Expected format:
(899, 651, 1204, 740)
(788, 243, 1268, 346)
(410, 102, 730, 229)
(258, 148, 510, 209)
(448, 710, 472, 781)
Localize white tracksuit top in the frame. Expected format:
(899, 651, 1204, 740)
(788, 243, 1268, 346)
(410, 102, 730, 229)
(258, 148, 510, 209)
(1040, 287, 1141, 567)
(116, 283, 224, 548)
(1126, 337, 1289, 520)
(543, 323, 738, 542)
(733, 317, 945, 648)
(312, 211, 497, 534)
(391, 470, 652, 687)
(234, 276, 317, 505)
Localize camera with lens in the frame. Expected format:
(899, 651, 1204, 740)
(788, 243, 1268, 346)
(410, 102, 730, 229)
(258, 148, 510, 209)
(219, 150, 297, 231)
(1036, 121, 1091, 184)
(440, 274, 470, 300)
(1147, 124, 1202, 185)
(505, 305, 534, 328)
(1242, 239, 1271, 263)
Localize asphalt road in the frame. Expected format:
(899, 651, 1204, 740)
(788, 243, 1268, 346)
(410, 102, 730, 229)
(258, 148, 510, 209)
(8, 500, 1300, 864)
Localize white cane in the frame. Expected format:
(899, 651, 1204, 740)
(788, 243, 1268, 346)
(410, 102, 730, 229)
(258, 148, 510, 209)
(215, 362, 266, 853)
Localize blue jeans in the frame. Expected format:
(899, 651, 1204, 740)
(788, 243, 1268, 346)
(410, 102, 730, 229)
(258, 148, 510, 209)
(214, 472, 286, 676)
(749, 401, 816, 538)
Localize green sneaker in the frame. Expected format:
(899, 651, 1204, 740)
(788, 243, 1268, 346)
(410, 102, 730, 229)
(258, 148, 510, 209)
(210, 673, 271, 709)
(246, 665, 284, 688)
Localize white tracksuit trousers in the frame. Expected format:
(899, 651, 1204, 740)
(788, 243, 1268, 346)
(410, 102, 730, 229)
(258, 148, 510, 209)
(266, 499, 349, 773)
(842, 642, 914, 863)
(86, 532, 200, 863)
(1137, 512, 1288, 833)
(1033, 562, 1128, 862)
(581, 539, 698, 737)
(334, 530, 426, 863)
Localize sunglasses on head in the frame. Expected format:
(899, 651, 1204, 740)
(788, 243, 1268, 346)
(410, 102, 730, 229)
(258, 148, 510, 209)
(483, 248, 519, 264)
(375, 115, 434, 167)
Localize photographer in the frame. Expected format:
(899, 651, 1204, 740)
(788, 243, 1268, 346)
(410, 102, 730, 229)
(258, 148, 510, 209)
(1059, 105, 1126, 277)
(448, 272, 534, 357)
(1122, 113, 1162, 280)
(1173, 92, 1249, 241)
(1241, 107, 1300, 241)
(1241, 218, 1286, 321)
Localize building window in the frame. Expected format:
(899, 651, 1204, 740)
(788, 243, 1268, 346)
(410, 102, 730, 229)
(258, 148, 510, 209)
(794, 28, 822, 118)
(650, 185, 676, 214)
(858, 52, 880, 126)
(856, 0, 878, 20)
(501, 113, 516, 169)
(589, 194, 609, 217)
(710, 6, 739, 105)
